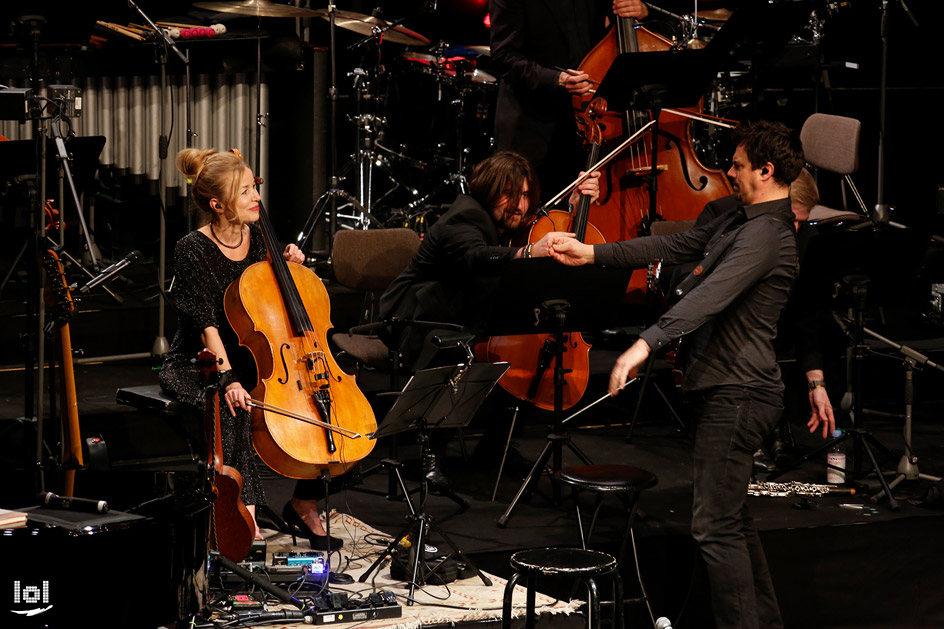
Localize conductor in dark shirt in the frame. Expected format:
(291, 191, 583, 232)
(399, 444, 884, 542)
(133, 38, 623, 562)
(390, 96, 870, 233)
(550, 121, 805, 629)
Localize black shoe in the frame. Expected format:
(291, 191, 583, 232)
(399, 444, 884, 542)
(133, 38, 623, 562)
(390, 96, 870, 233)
(281, 502, 343, 551)
(753, 449, 777, 474)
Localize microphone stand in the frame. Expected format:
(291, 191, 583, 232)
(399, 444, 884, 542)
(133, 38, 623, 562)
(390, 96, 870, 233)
(860, 327, 943, 504)
(126, 0, 192, 358)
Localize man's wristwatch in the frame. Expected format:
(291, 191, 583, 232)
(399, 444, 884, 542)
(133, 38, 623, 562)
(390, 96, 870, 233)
(808, 379, 826, 391)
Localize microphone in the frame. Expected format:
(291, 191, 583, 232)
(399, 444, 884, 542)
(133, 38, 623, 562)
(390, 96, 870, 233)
(39, 492, 109, 514)
(77, 250, 142, 294)
(655, 618, 674, 629)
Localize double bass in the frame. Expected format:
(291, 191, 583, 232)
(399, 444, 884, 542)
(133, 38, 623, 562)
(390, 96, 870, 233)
(224, 200, 376, 480)
(576, 13, 734, 296)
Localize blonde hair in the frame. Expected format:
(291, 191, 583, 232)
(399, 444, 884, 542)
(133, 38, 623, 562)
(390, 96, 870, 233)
(790, 167, 820, 214)
(175, 148, 248, 225)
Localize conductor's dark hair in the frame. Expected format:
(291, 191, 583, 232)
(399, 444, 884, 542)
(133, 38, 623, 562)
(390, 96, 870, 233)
(469, 151, 540, 217)
(731, 121, 805, 186)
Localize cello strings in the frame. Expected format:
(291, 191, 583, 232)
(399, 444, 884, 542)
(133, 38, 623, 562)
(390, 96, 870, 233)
(260, 200, 348, 460)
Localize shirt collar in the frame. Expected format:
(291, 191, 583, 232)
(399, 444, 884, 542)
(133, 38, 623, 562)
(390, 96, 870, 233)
(741, 196, 792, 221)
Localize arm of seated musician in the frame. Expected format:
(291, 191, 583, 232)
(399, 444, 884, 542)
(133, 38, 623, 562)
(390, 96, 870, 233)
(200, 325, 250, 416)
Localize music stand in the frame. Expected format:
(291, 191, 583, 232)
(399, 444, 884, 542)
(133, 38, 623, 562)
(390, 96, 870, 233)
(486, 259, 633, 527)
(358, 362, 508, 602)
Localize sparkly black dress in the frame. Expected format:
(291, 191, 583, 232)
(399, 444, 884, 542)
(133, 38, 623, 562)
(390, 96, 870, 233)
(159, 224, 266, 506)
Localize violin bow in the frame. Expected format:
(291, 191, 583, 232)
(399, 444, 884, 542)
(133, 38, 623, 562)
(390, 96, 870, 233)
(539, 120, 657, 211)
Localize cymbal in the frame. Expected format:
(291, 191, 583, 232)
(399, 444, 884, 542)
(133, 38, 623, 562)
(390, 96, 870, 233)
(194, 0, 322, 18)
(322, 10, 430, 46)
(695, 8, 733, 21)
(443, 44, 490, 57)
(467, 68, 496, 85)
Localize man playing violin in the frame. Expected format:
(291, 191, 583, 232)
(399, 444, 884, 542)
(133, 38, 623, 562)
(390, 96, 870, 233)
(380, 151, 599, 371)
(550, 121, 804, 629)
(490, 0, 649, 194)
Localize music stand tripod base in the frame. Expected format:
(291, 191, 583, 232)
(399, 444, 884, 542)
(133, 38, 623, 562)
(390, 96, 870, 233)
(357, 363, 507, 601)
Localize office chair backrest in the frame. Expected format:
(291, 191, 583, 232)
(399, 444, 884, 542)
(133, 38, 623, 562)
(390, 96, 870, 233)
(800, 113, 861, 176)
(332, 228, 420, 292)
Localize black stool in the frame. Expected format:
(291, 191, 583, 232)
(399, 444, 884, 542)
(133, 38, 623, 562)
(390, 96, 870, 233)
(502, 547, 622, 629)
(557, 464, 658, 627)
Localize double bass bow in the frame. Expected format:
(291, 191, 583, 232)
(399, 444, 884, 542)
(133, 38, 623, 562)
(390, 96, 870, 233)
(224, 199, 376, 480)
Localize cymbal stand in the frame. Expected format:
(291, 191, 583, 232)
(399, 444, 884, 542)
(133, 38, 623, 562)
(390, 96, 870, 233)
(295, 2, 378, 259)
(863, 327, 944, 504)
(399, 69, 473, 215)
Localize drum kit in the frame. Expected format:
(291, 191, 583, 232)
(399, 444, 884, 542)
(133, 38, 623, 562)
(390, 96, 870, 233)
(192, 0, 497, 238)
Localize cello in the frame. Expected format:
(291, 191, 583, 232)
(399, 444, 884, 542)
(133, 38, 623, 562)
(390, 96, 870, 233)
(481, 119, 605, 411)
(224, 200, 376, 480)
(575, 13, 734, 297)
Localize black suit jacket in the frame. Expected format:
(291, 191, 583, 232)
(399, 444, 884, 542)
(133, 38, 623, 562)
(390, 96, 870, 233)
(379, 195, 519, 367)
(489, 0, 610, 166)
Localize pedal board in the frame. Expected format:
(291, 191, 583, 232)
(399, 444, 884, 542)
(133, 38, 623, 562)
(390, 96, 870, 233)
(308, 590, 401, 625)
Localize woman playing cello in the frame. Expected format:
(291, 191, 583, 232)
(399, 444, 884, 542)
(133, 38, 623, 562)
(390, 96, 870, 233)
(160, 148, 341, 551)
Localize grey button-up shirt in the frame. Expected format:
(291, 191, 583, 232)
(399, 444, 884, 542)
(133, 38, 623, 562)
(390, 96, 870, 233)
(594, 197, 797, 395)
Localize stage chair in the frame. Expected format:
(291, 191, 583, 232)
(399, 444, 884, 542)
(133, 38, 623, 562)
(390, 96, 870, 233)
(800, 113, 870, 224)
(556, 464, 659, 628)
(502, 547, 624, 629)
(329, 227, 421, 382)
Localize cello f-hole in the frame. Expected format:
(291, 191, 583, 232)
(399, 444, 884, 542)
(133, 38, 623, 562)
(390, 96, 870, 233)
(278, 342, 291, 384)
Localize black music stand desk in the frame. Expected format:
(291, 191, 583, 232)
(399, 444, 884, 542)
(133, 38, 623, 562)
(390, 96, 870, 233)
(360, 362, 509, 599)
(484, 258, 633, 526)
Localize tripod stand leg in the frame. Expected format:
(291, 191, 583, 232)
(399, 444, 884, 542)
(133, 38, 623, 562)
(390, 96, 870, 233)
(497, 438, 555, 528)
(765, 433, 845, 482)
(426, 516, 492, 587)
(860, 434, 900, 511)
(566, 438, 594, 466)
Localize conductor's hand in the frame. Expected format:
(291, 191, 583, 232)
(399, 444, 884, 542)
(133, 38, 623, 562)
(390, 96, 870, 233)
(807, 386, 836, 439)
(558, 69, 593, 95)
(548, 237, 595, 266)
(609, 338, 650, 396)
(283, 243, 305, 264)
(224, 382, 251, 415)
(531, 232, 576, 258)
(613, 0, 649, 19)
(567, 171, 601, 207)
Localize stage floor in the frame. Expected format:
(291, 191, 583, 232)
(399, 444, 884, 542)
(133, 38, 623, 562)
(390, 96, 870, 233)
(2, 354, 944, 627)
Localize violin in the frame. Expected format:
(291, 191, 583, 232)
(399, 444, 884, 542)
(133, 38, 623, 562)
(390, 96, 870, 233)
(574, 13, 734, 298)
(481, 120, 605, 411)
(197, 348, 254, 563)
(224, 201, 376, 479)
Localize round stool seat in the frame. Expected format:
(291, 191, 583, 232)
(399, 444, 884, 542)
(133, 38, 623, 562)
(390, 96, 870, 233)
(557, 464, 658, 493)
(510, 548, 617, 577)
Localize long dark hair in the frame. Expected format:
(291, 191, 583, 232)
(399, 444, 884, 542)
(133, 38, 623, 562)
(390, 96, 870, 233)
(468, 152, 540, 215)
